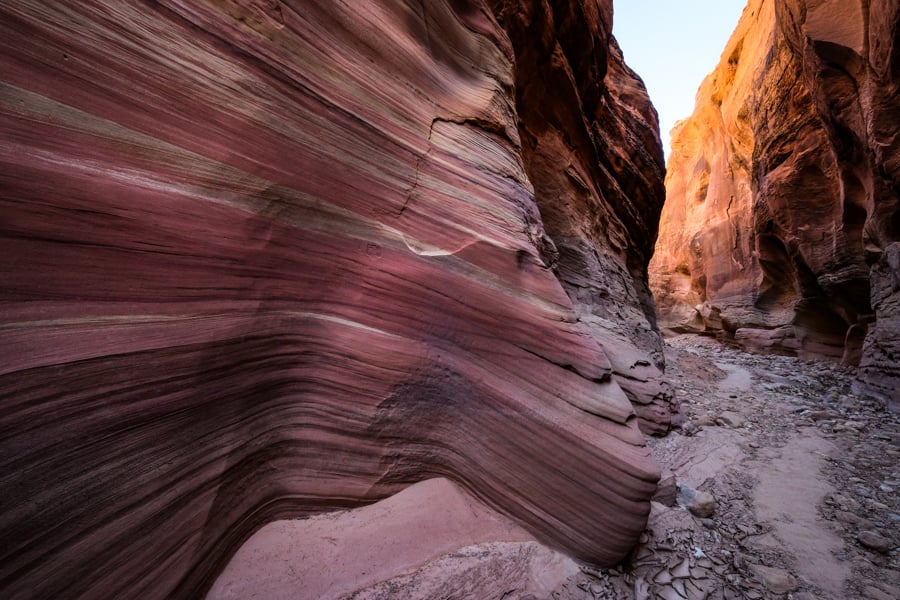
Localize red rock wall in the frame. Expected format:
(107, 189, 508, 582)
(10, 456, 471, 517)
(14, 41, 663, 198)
(651, 0, 900, 406)
(489, 1, 675, 433)
(0, 1, 669, 597)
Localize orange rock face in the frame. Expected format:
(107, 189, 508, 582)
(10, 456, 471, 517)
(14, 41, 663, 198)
(0, 1, 669, 598)
(651, 0, 900, 406)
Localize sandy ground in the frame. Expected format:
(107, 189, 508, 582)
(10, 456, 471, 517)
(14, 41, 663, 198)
(207, 335, 899, 599)
(207, 477, 580, 600)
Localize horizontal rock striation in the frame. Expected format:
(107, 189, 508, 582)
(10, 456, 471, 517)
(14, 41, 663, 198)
(0, 1, 668, 598)
(490, 1, 675, 434)
(650, 0, 900, 406)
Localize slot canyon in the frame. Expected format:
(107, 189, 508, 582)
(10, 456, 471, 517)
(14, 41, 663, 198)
(0, 1, 897, 599)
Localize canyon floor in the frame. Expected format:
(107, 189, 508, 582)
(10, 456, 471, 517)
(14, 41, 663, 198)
(593, 335, 900, 600)
(210, 335, 899, 600)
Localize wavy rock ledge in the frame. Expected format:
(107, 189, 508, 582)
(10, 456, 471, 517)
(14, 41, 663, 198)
(0, 1, 668, 598)
(650, 0, 900, 406)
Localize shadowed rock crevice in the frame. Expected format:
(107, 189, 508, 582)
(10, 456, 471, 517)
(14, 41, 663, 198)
(488, 0, 677, 435)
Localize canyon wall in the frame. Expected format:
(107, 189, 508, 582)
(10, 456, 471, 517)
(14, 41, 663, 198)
(651, 0, 900, 406)
(0, 1, 670, 598)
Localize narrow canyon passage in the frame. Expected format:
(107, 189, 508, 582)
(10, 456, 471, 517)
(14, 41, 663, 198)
(0, 0, 898, 599)
(648, 0, 900, 408)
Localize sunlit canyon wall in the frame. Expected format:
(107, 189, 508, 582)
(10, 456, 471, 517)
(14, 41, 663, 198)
(651, 0, 900, 406)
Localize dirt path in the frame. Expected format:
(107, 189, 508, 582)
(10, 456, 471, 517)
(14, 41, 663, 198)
(578, 335, 900, 600)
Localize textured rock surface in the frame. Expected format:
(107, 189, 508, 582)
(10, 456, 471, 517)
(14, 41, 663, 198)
(0, 1, 669, 598)
(489, 1, 674, 432)
(650, 0, 900, 406)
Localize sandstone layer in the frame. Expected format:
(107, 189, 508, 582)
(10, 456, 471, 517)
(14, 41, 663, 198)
(650, 0, 900, 406)
(0, 1, 669, 598)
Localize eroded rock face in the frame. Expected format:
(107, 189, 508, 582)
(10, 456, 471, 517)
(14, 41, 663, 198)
(650, 0, 900, 406)
(489, 1, 674, 433)
(0, 1, 669, 598)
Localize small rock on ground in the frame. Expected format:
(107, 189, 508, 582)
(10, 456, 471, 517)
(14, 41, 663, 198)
(653, 470, 678, 507)
(858, 530, 894, 553)
(677, 485, 718, 518)
(717, 411, 746, 428)
(752, 564, 798, 594)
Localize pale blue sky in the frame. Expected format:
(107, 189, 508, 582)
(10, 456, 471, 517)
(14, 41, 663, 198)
(613, 1, 747, 158)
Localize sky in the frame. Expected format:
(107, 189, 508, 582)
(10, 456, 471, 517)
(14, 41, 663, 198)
(612, 1, 748, 159)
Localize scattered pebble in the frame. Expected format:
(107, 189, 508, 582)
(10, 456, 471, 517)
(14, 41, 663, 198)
(678, 485, 718, 518)
(808, 410, 838, 421)
(834, 510, 864, 525)
(858, 530, 893, 553)
(864, 586, 898, 600)
(694, 415, 717, 427)
(752, 564, 798, 594)
(653, 471, 678, 507)
(716, 411, 745, 428)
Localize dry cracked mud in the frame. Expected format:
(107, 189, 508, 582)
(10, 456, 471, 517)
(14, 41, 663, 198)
(556, 335, 900, 600)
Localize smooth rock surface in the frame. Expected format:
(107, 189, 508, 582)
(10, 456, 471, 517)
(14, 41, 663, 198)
(0, 1, 669, 599)
(650, 0, 900, 407)
(207, 478, 580, 600)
